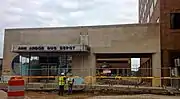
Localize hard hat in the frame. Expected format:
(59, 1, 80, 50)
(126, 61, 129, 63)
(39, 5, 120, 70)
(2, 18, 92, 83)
(61, 73, 65, 75)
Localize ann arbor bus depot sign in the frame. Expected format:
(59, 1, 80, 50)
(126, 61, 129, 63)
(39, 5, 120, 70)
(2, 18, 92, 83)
(11, 44, 90, 53)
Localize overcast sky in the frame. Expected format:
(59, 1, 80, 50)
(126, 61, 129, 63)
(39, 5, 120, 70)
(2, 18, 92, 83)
(0, 0, 138, 58)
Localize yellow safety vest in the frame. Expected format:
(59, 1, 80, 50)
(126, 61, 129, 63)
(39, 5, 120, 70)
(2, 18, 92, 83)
(58, 76, 65, 85)
(68, 78, 73, 84)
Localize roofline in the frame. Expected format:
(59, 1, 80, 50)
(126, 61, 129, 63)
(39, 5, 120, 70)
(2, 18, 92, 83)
(5, 23, 159, 31)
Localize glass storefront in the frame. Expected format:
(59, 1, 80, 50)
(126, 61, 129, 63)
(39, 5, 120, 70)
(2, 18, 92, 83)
(11, 54, 72, 76)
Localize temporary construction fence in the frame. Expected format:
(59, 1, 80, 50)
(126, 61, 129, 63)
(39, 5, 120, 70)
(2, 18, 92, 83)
(21, 68, 90, 91)
(16, 67, 180, 90)
(0, 67, 180, 91)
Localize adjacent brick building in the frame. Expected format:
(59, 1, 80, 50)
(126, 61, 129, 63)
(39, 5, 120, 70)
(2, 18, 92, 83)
(139, 0, 180, 86)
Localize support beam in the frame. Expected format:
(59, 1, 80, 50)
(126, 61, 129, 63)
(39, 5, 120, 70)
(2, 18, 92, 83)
(152, 52, 161, 87)
(71, 53, 96, 79)
(28, 53, 30, 83)
(162, 50, 170, 86)
(72, 54, 89, 77)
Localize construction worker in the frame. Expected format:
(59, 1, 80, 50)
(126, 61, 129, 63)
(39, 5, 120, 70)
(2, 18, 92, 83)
(67, 73, 74, 95)
(58, 73, 66, 96)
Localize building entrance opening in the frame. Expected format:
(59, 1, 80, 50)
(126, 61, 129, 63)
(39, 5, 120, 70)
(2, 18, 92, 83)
(169, 51, 180, 89)
(95, 53, 153, 87)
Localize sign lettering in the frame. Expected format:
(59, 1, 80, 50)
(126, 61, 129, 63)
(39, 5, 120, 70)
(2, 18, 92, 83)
(13, 44, 90, 52)
(29, 46, 44, 50)
(18, 45, 76, 51)
(18, 47, 27, 50)
(60, 46, 75, 50)
(47, 46, 56, 50)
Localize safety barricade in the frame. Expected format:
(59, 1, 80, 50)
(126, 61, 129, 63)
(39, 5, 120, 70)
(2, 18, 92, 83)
(8, 76, 25, 99)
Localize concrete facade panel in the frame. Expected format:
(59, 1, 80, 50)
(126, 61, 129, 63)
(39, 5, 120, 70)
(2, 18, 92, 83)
(152, 52, 161, 86)
(88, 24, 160, 53)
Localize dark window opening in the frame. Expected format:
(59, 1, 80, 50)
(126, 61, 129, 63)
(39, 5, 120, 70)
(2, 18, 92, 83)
(170, 13, 180, 29)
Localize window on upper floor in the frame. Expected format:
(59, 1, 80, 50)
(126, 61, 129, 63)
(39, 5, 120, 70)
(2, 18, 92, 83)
(144, 0, 148, 4)
(144, 4, 147, 13)
(170, 13, 180, 29)
(150, 3, 154, 17)
(147, 14, 150, 23)
(156, 17, 159, 23)
(154, 0, 158, 7)
(142, 10, 144, 18)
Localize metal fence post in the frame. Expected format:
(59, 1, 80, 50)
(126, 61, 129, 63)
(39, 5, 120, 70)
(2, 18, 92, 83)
(170, 67, 173, 88)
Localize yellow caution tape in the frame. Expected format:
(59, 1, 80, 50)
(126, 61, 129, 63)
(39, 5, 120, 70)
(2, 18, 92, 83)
(73, 76, 80, 78)
(20, 76, 180, 79)
(22, 76, 56, 78)
(115, 76, 122, 79)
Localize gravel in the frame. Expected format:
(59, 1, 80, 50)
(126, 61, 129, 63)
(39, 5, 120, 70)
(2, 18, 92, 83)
(1, 90, 180, 99)
(0, 90, 31, 99)
(0, 90, 7, 99)
(25, 91, 180, 99)
(87, 94, 180, 99)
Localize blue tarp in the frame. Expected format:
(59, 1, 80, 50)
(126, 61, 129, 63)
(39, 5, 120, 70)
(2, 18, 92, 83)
(21, 64, 41, 76)
(73, 77, 84, 85)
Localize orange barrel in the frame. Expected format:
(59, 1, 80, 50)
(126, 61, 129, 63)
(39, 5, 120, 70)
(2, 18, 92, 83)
(7, 76, 25, 99)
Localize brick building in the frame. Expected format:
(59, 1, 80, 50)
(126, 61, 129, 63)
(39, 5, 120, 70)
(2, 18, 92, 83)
(139, 0, 180, 86)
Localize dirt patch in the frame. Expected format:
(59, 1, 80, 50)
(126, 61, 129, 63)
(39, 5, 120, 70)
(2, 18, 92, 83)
(26, 91, 90, 99)
(0, 90, 7, 99)
(25, 91, 180, 99)
(87, 94, 180, 99)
